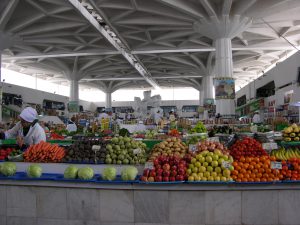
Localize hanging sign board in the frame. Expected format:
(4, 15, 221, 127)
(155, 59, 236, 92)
(68, 101, 79, 113)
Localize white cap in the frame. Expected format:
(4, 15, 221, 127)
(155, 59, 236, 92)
(20, 107, 37, 123)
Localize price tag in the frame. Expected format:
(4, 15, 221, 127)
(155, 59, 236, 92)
(207, 137, 220, 142)
(133, 148, 142, 155)
(92, 145, 101, 151)
(144, 162, 154, 170)
(262, 143, 278, 150)
(271, 161, 282, 169)
(189, 144, 197, 152)
(222, 161, 231, 169)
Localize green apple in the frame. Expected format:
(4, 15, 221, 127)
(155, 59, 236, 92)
(208, 176, 214, 181)
(214, 167, 222, 173)
(211, 172, 217, 178)
(222, 155, 229, 161)
(228, 165, 234, 171)
(211, 160, 219, 167)
(204, 171, 210, 178)
(186, 168, 192, 175)
(188, 176, 195, 181)
(199, 166, 206, 173)
(228, 156, 234, 163)
(208, 152, 214, 157)
(212, 154, 219, 161)
(199, 156, 205, 163)
(205, 156, 213, 163)
(201, 177, 208, 181)
(223, 169, 231, 178)
(192, 167, 198, 173)
(194, 176, 201, 181)
(214, 176, 221, 181)
(221, 176, 227, 182)
(214, 149, 222, 156)
(218, 158, 225, 164)
(191, 158, 197, 164)
(198, 172, 204, 178)
(201, 150, 209, 156)
(189, 164, 194, 169)
(203, 162, 209, 167)
(191, 173, 198, 177)
(195, 162, 201, 168)
(207, 166, 213, 172)
(196, 154, 202, 160)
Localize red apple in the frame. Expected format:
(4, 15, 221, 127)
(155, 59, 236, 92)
(171, 170, 177, 177)
(143, 169, 150, 177)
(156, 168, 163, 176)
(153, 158, 159, 166)
(163, 163, 170, 171)
(163, 170, 170, 177)
(169, 176, 176, 182)
(171, 165, 177, 171)
(150, 169, 156, 177)
(178, 163, 185, 170)
(155, 164, 162, 170)
(178, 168, 185, 175)
(176, 175, 184, 181)
(155, 176, 162, 182)
(163, 176, 169, 182)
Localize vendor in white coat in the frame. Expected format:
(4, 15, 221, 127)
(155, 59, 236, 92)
(0, 107, 46, 147)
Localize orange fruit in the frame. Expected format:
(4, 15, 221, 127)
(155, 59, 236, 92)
(242, 178, 248, 182)
(240, 157, 246, 162)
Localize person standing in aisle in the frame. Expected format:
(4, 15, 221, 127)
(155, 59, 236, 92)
(66, 117, 77, 132)
(154, 110, 162, 125)
(0, 107, 46, 147)
(252, 111, 261, 124)
(98, 109, 108, 120)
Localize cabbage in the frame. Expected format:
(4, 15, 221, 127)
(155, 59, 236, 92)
(1, 162, 17, 176)
(27, 164, 42, 178)
(121, 166, 138, 181)
(78, 167, 94, 180)
(102, 167, 117, 181)
(64, 165, 78, 179)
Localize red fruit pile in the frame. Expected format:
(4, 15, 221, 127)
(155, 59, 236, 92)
(230, 137, 267, 160)
(283, 159, 300, 181)
(0, 148, 15, 160)
(141, 155, 188, 182)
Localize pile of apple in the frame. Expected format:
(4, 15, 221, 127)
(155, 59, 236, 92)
(282, 158, 300, 181)
(197, 140, 230, 155)
(141, 156, 188, 182)
(229, 137, 268, 160)
(149, 137, 189, 161)
(187, 149, 234, 182)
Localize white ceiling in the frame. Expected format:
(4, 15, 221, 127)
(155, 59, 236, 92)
(1, 0, 300, 92)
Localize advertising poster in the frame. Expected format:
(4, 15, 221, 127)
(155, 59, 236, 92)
(68, 101, 79, 113)
(284, 90, 293, 104)
(214, 77, 235, 99)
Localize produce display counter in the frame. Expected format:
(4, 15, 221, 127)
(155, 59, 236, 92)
(0, 179, 300, 225)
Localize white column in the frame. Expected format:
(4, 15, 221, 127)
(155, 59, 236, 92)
(69, 79, 79, 102)
(215, 38, 235, 115)
(0, 52, 2, 122)
(202, 75, 214, 104)
(105, 92, 112, 109)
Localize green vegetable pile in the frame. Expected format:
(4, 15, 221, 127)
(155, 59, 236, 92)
(189, 121, 207, 133)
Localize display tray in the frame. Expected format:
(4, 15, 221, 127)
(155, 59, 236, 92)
(55, 174, 99, 182)
(139, 181, 185, 185)
(282, 180, 300, 183)
(186, 181, 235, 184)
(96, 175, 140, 184)
(0, 172, 58, 181)
(235, 181, 282, 185)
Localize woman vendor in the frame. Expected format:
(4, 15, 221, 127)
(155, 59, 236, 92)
(0, 107, 46, 147)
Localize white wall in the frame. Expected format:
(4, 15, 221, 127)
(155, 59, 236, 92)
(236, 51, 300, 101)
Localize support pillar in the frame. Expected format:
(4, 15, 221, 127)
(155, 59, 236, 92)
(105, 92, 112, 109)
(0, 52, 2, 122)
(69, 79, 79, 102)
(215, 38, 235, 116)
(202, 75, 214, 105)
